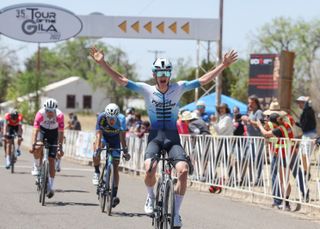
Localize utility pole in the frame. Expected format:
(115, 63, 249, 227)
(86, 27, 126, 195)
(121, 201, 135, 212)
(35, 43, 41, 111)
(216, 0, 223, 106)
(148, 50, 165, 60)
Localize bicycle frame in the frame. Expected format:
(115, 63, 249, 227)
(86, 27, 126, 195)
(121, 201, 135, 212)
(35, 140, 59, 206)
(7, 134, 17, 174)
(97, 146, 123, 215)
(151, 149, 176, 229)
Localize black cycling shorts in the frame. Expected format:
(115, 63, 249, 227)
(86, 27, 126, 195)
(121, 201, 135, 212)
(37, 127, 58, 158)
(6, 125, 19, 139)
(144, 129, 187, 166)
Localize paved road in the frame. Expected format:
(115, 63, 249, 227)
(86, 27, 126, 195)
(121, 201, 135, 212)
(0, 151, 319, 229)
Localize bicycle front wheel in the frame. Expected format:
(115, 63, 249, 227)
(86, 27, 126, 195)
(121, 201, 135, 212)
(41, 162, 49, 206)
(10, 144, 15, 174)
(106, 163, 114, 216)
(154, 177, 163, 229)
(98, 164, 107, 212)
(163, 179, 175, 229)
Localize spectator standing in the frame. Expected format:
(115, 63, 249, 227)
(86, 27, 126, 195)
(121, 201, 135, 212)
(296, 96, 317, 138)
(232, 106, 244, 136)
(177, 110, 189, 134)
(212, 103, 233, 136)
(67, 112, 75, 129)
(136, 121, 150, 138)
(196, 100, 210, 124)
(241, 95, 264, 185)
(181, 111, 210, 135)
(72, 115, 82, 131)
(257, 110, 293, 210)
(125, 107, 136, 137)
(296, 96, 317, 182)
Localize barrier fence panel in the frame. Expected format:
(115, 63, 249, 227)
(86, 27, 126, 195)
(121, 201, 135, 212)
(21, 125, 320, 208)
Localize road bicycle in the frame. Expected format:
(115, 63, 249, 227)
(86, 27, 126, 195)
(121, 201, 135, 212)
(150, 149, 176, 229)
(96, 146, 125, 215)
(6, 133, 17, 174)
(34, 140, 59, 206)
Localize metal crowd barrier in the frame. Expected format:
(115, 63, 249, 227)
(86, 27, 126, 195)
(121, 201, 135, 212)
(22, 125, 320, 208)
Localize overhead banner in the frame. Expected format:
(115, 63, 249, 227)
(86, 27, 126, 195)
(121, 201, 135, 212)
(0, 3, 83, 43)
(78, 15, 220, 41)
(248, 54, 279, 109)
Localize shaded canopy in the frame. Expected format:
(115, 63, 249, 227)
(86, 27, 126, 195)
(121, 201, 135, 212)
(181, 93, 247, 115)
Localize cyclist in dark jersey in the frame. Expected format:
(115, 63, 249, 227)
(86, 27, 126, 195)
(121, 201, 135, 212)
(92, 103, 130, 208)
(90, 47, 237, 227)
(3, 109, 23, 169)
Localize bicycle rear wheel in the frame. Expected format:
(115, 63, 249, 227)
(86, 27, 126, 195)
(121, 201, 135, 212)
(106, 163, 114, 216)
(41, 162, 49, 206)
(154, 177, 163, 229)
(163, 180, 175, 229)
(98, 164, 107, 212)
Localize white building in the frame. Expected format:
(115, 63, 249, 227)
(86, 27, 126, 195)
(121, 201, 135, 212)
(0, 76, 110, 114)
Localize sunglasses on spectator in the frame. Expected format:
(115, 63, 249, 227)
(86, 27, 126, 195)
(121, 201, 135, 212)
(197, 105, 205, 109)
(155, 70, 171, 78)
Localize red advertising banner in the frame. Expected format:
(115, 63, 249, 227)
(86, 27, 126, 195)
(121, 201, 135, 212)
(248, 54, 279, 109)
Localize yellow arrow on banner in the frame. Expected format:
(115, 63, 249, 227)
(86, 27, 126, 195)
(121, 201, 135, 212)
(156, 22, 165, 33)
(169, 22, 177, 33)
(144, 21, 152, 33)
(131, 21, 140, 32)
(118, 20, 127, 32)
(181, 22, 190, 34)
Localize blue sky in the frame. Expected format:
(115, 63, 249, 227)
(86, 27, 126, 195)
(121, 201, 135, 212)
(0, 0, 319, 80)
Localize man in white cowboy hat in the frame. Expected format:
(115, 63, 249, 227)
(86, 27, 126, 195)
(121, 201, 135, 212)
(181, 111, 210, 135)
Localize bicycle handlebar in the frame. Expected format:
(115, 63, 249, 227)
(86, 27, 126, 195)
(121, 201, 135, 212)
(148, 150, 173, 173)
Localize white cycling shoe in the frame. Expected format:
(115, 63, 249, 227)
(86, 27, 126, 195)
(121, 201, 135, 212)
(31, 166, 40, 176)
(92, 173, 100, 185)
(144, 196, 155, 214)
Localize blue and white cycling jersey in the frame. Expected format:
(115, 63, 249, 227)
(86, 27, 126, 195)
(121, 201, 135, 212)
(96, 112, 126, 137)
(126, 79, 200, 130)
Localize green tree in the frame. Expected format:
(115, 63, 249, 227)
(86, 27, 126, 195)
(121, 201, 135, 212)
(173, 58, 244, 106)
(0, 42, 18, 102)
(229, 59, 249, 102)
(11, 38, 137, 112)
(249, 17, 320, 97)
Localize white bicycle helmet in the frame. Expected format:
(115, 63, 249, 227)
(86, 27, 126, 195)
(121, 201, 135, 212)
(105, 103, 120, 118)
(44, 98, 58, 111)
(152, 58, 172, 72)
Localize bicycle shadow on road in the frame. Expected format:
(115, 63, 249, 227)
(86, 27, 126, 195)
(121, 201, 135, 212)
(46, 201, 99, 207)
(57, 174, 85, 178)
(112, 211, 152, 218)
(55, 189, 89, 193)
(12, 171, 30, 175)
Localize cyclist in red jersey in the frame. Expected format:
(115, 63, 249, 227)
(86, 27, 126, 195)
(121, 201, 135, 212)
(3, 109, 23, 169)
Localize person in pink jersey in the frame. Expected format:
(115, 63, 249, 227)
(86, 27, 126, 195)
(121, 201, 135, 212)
(30, 98, 64, 199)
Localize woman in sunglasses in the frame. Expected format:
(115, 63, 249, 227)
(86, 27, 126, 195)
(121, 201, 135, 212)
(90, 47, 237, 227)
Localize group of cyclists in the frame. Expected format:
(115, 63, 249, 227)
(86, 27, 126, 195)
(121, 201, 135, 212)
(2, 47, 237, 228)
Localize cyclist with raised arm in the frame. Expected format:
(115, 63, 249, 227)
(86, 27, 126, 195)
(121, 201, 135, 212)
(92, 103, 130, 208)
(30, 98, 64, 198)
(3, 109, 23, 169)
(90, 47, 237, 227)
